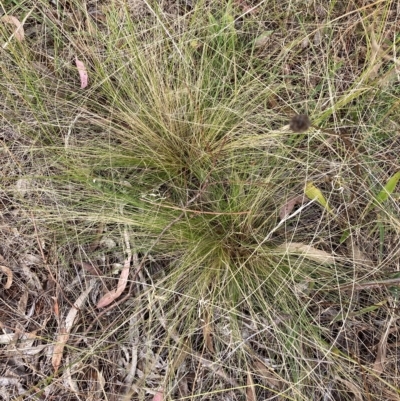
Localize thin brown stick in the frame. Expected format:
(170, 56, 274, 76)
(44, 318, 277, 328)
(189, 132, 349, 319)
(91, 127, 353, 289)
(337, 276, 400, 292)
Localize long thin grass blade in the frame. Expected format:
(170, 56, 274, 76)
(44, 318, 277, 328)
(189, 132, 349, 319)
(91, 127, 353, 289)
(375, 171, 400, 205)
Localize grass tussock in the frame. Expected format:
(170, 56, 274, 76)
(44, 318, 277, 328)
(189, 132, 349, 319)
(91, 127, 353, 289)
(1, 0, 400, 400)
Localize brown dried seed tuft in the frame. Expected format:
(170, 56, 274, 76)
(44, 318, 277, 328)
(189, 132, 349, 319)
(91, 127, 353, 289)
(289, 114, 311, 133)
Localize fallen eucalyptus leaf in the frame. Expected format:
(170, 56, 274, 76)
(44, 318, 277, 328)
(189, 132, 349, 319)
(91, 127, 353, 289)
(75, 57, 88, 89)
(279, 195, 305, 220)
(1, 15, 25, 42)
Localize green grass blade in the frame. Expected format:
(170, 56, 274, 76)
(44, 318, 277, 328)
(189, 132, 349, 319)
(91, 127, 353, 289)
(375, 171, 400, 205)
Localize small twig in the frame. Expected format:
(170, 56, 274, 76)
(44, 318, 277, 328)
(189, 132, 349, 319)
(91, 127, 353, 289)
(337, 276, 400, 292)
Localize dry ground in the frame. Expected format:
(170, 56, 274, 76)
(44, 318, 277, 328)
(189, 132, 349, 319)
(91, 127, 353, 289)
(1, 0, 400, 400)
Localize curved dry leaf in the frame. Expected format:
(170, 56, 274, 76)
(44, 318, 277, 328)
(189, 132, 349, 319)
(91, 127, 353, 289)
(0, 265, 13, 289)
(1, 15, 25, 42)
(277, 242, 335, 265)
(52, 329, 69, 373)
(97, 255, 131, 308)
(75, 57, 88, 89)
(279, 195, 305, 220)
(52, 282, 95, 372)
(153, 391, 163, 401)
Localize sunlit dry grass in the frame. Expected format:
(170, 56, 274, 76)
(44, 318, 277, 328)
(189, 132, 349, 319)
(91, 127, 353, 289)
(1, 0, 400, 400)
